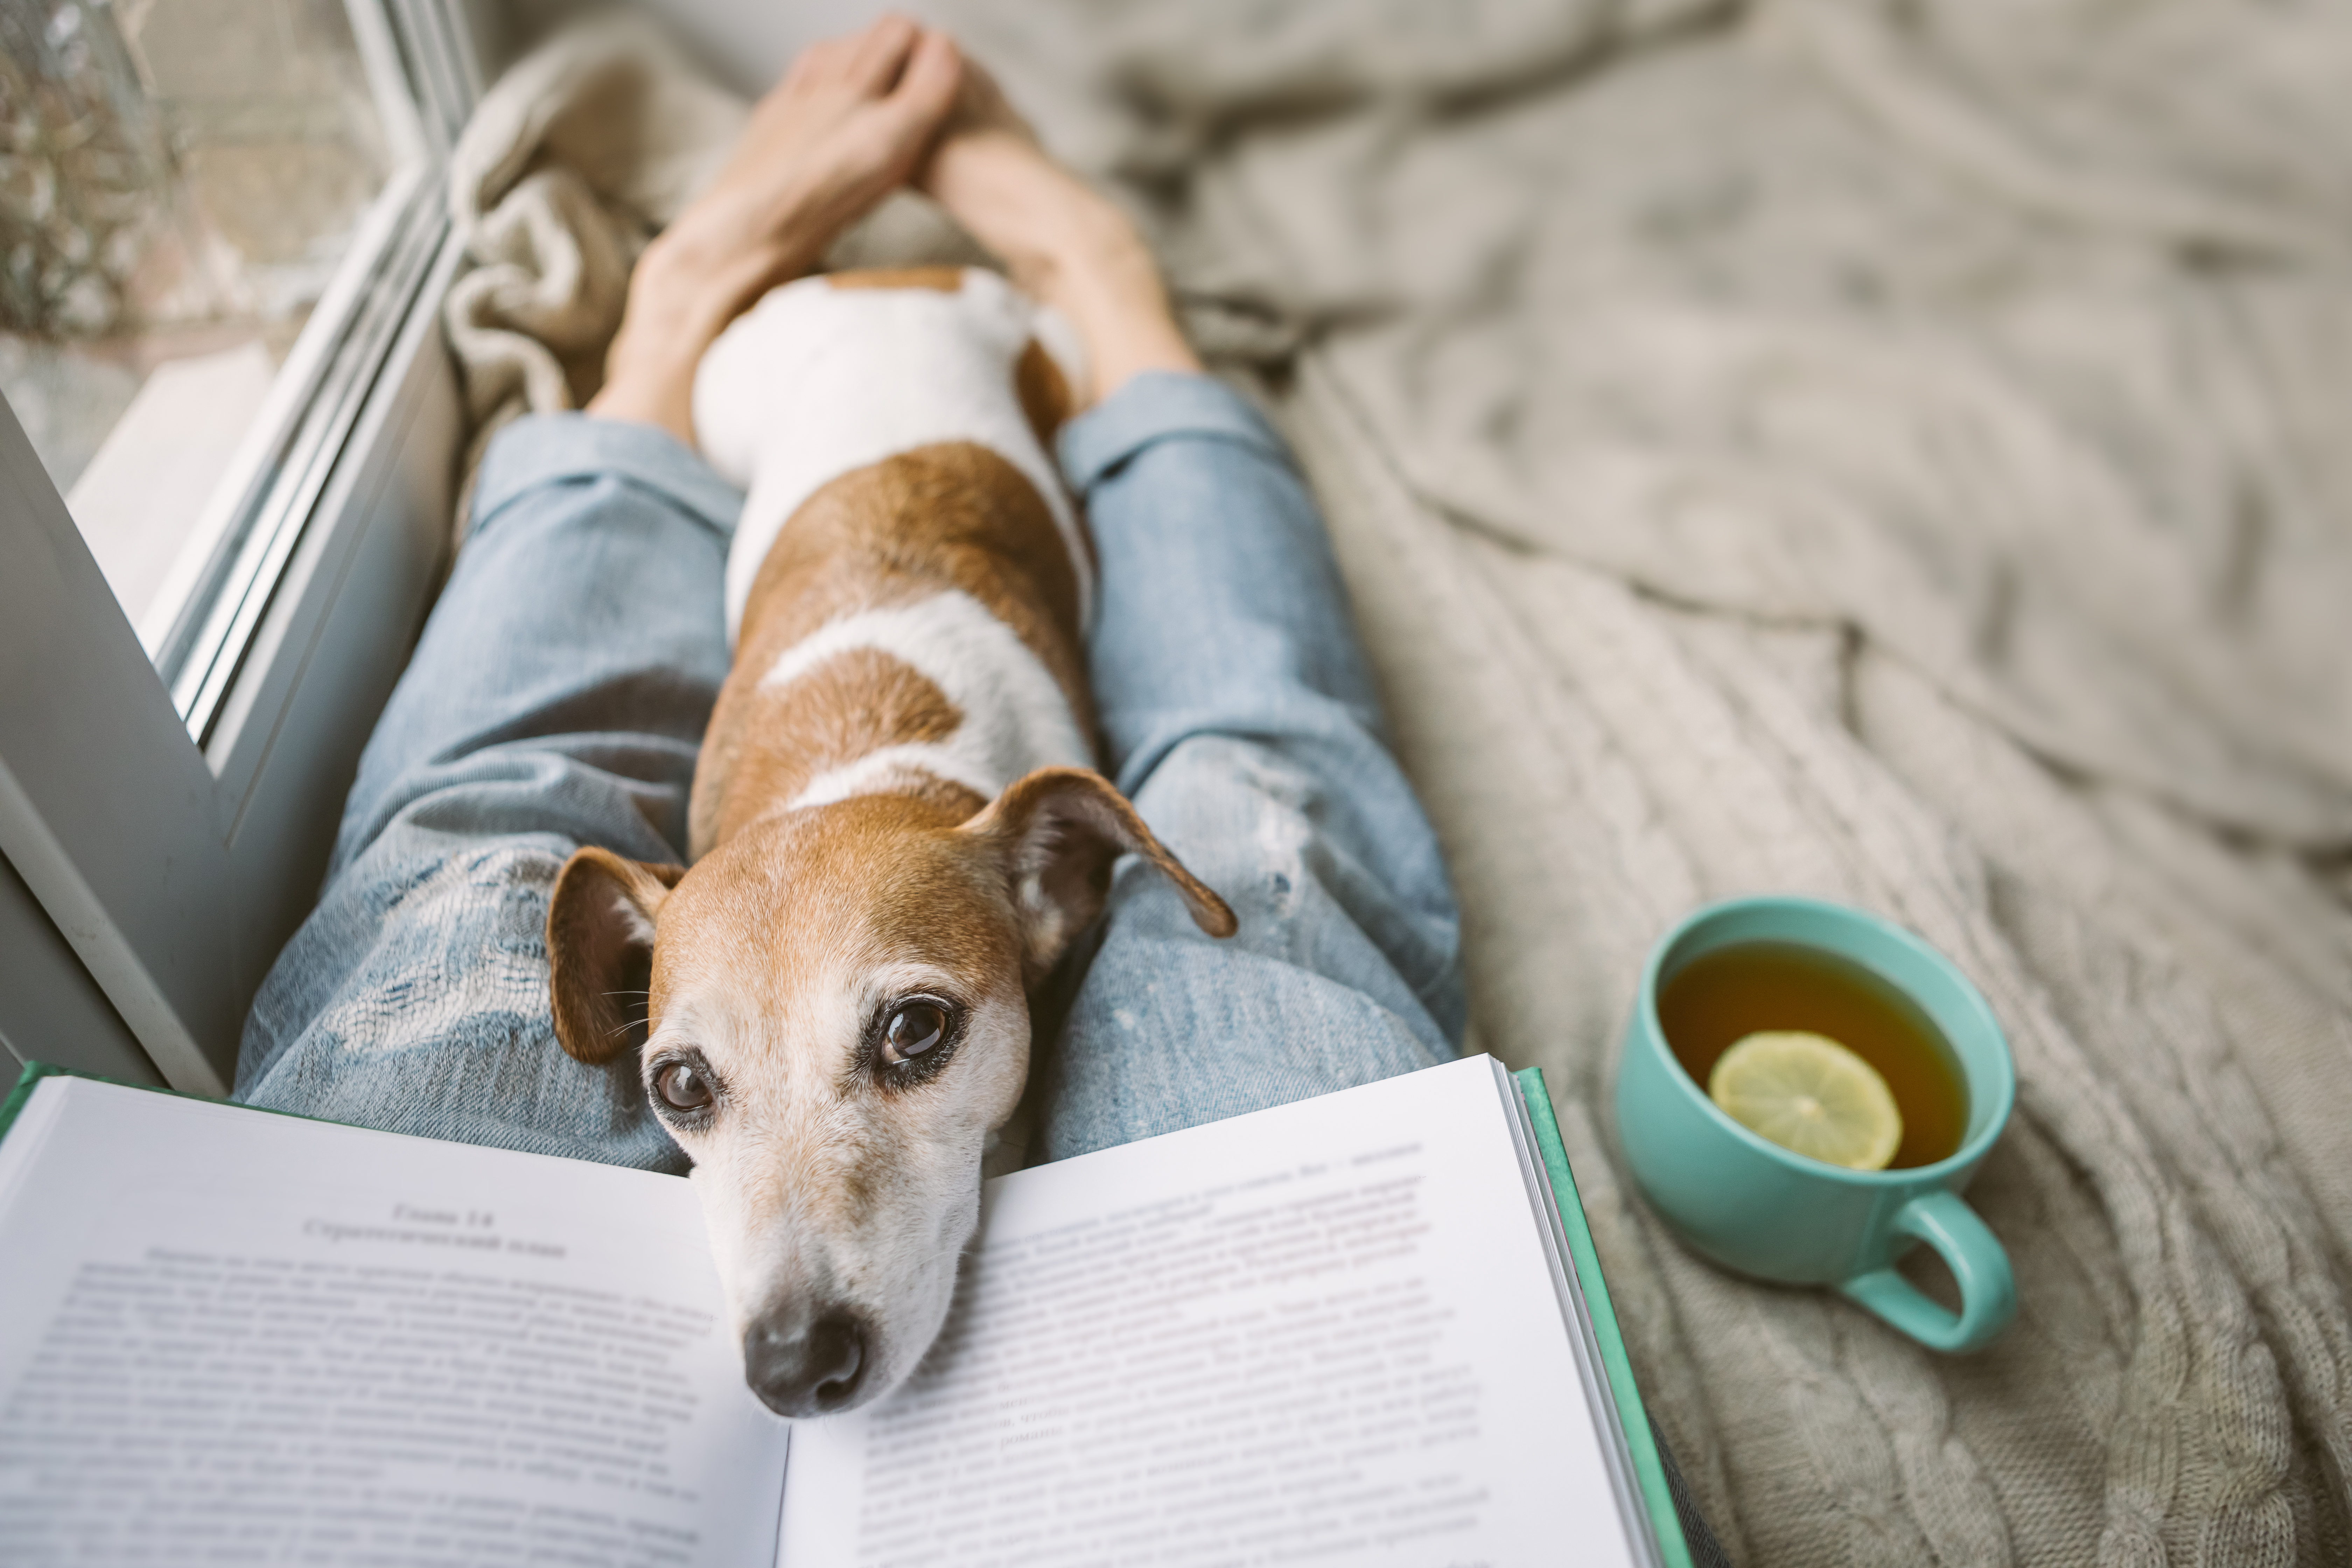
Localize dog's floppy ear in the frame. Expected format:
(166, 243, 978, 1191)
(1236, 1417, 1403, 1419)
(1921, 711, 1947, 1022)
(547, 847, 688, 1065)
(966, 766, 1237, 983)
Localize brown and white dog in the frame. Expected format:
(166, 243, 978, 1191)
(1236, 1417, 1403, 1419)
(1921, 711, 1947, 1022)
(543, 266, 1235, 1420)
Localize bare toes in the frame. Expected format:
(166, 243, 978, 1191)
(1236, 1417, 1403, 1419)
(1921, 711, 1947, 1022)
(846, 13, 922, 92)
(887, 30, 962, 121)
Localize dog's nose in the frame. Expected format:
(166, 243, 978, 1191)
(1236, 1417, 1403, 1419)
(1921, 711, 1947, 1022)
(743, 1308, 868, 1418)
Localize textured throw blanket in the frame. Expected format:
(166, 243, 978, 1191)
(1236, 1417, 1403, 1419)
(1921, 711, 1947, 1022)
(444, 3, 2352, 1562)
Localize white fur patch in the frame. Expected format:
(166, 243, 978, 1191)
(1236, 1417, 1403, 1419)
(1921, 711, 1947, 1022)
(763, 589, 1092, 810)
(693, 268, 1090, 645)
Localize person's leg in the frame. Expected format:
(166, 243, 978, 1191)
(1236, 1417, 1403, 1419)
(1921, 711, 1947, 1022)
(234, 416, 738, 1167)
(921, 78, 1463, 1161)
(1023, 373, 1465, 1160)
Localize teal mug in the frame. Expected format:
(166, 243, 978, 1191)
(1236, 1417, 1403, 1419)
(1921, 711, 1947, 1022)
(1615, 896, 2018, 1352)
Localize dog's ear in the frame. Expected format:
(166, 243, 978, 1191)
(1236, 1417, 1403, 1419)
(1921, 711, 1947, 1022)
(547, 847, 688, 1065)
(966, 766, 1237, 983)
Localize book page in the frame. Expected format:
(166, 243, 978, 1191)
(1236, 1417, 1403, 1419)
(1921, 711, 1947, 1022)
(0, 1078, 788, 1567)
(779, 1055, 1643, 1568)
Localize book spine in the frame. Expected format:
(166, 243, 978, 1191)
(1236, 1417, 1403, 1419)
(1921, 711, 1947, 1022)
(1514, 1066, 1695, 1568)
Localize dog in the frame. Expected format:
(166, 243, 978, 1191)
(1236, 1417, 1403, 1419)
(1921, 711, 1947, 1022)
(542, 265, 1236, 1420)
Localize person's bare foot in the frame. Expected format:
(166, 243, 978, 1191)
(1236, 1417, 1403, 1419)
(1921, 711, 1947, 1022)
(591, 16, 964, 443)
(919, 61, 1199, 406)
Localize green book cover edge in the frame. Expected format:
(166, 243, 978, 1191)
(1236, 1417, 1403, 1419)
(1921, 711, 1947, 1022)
(0, 1059, 73, 1143)
(1514, 1065, 1694, 1568)
(0, 1060, 345, 1146)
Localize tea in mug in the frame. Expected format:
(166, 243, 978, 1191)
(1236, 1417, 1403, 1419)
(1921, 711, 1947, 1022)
(1657, 940, 1969, 1169)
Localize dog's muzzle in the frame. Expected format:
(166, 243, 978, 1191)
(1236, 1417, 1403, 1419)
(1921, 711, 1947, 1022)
(743, 1304, 870, 1418)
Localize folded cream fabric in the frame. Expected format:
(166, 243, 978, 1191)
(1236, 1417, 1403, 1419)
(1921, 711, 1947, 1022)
(445, 3, 2352, 1560)
(441, 11, 747, 527)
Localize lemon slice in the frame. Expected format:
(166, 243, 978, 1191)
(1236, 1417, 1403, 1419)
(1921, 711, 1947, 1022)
(1708, 1031, 1903, 1171)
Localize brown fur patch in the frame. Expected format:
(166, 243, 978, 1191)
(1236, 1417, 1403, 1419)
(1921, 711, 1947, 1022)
(1013, 343, 1096, 582)
(826, 266, 967, 293)
(694, 442, 1094, 858)
(1015, 339, 1072, 450)
(895, 774, 992, 823)
(546, 849, 687, 1064)
(659, 792, 1022, 1030)
(700, 648, 968, 850)
(965, 767, 1238, 982)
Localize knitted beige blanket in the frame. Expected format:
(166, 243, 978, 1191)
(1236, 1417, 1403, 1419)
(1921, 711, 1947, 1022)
(447, 4, 2352, 1560)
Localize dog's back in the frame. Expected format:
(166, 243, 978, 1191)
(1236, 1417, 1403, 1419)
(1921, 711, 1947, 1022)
(551, 268, 1232, 1421)
(688, 267, 1093, 858)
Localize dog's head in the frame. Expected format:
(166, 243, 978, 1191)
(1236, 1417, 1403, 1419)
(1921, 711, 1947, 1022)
(544, 766, 1233, 1419)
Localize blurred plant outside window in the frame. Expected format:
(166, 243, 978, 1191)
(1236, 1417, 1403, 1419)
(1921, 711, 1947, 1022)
(0, 0, 416, 676)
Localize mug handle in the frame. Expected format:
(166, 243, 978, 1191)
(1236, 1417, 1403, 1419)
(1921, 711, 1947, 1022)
(1836, 1189, 2017, 1353)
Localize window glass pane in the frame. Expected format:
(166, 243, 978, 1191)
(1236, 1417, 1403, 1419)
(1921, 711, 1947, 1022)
(0, 0, 395, 652)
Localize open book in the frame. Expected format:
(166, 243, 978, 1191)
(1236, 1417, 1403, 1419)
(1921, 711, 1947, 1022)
(0, 1055, 1690, 1567)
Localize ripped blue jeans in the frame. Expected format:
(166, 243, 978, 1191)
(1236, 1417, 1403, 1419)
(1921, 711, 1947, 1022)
(234, 371, 1465, 1164)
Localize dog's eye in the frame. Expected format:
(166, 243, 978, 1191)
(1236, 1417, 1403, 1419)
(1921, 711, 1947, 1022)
(881, 1002, 947, 1066)
(656, 1060, 713, 1112)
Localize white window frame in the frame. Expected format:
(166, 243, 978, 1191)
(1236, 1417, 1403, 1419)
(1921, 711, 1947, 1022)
(0, 0, 486, 1094)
